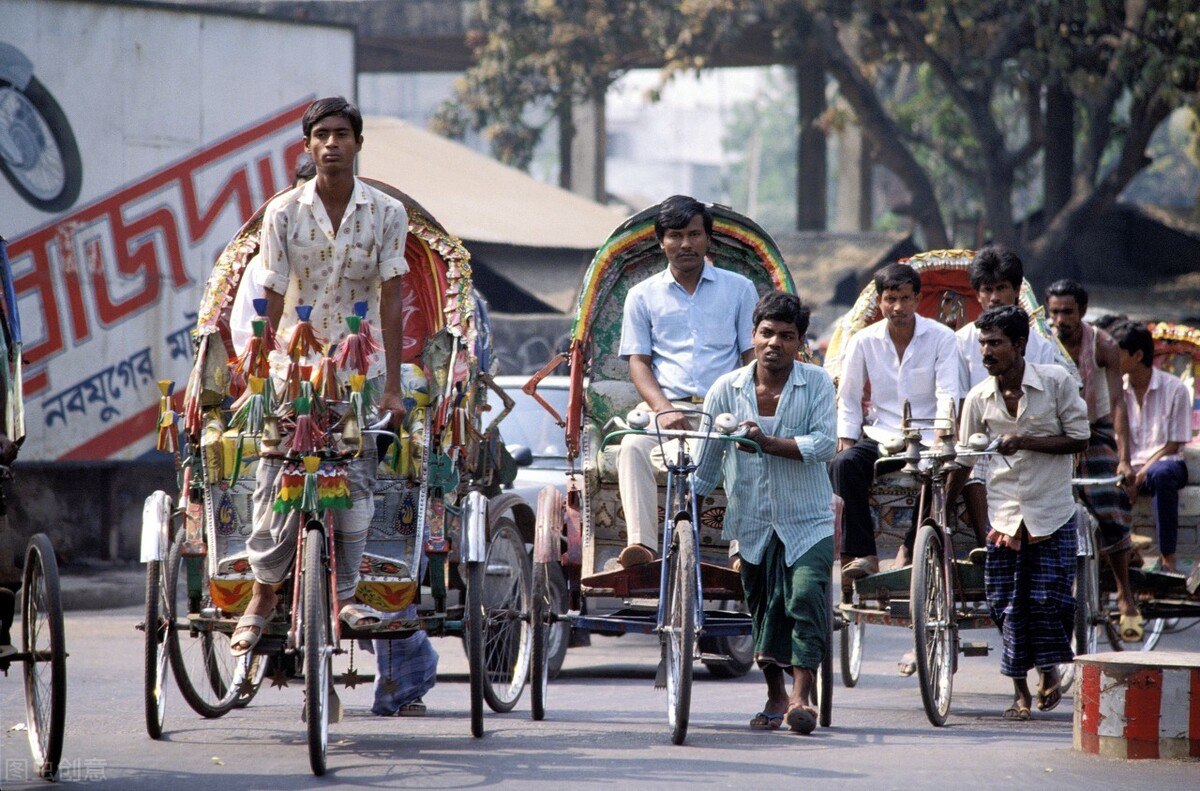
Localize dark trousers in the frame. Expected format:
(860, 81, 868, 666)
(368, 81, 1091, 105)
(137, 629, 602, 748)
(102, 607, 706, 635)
(829, 438, 908, 557)
(1141, 458, 1188, 556)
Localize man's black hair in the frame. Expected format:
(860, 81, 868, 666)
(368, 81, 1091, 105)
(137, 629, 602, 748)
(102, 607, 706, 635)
(1046, 278, 1089, 312)
(1110, 321, 1155, 369)
(874, 262, 921, 295)
(752, 291, 810, 337)
(975, 305, 1030, 348)
(969, 245, 1024, 292)
(654, 195, 713, 242)
(302, 96, 363, 140)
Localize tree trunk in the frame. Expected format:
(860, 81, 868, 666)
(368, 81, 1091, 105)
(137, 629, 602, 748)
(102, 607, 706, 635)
(557, 101, 574, 191)
(796, 59, 827, 231)
(1043, 82, 1074, 222)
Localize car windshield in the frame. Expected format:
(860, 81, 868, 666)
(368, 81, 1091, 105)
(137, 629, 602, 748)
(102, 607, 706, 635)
(494, 384, 569, 461)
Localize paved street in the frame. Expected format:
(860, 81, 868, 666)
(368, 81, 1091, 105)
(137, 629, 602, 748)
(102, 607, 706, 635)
(1, 601, 1196, 790)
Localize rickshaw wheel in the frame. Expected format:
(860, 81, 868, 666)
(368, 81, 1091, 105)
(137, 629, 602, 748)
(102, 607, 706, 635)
(465, 559, 486, 737)
(144, 555, 171, 739)
(529, 560, 551, 721)
(817, 571, 834, 728)
(303, 527, 331, 776)
(21, 533, 66, 780)
(479, 519, 531, 713)
(839, 618, 864, 688)
(665, 519, 696, 746)
(165, 531, 247, 718)
(699, 600, 753, 679)
(911, 524, 952, 727)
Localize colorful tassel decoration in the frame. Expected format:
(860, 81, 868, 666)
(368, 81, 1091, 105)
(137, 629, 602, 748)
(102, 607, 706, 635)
(316, 463, 352, 510)
(288, 396, 322, 453)
(287, 304, 323, 360)
(312, 343, 341, 401)
(273, 459, 307, 513)
(353, 301, 378, 346)
(347, 373, 368, 429)
(252, 298, 278, 354)
(230, 376, 267, 435)
(156, 380, 179, 455)
(333, 314, 380, 375)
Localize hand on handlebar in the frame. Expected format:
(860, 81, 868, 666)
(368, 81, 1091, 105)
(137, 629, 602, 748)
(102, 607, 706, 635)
(735, 421, 763, 453)
(376, 391, 407, 432)
(653, 409, 691, 432)
(995, 433, 1024, 455)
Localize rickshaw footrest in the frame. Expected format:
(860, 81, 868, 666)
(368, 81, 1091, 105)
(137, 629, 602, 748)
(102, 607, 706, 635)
(960, 640, 990, 656)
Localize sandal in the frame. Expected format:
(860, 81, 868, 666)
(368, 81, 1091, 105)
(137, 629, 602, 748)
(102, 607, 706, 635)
(339, 603, 385, 630)
(1037, 675, 1063, 712)
(1002, 704, 1031, 721)
(398, 698, 427, 717)
(1119, 613, 1144, 642)
(230, 613, 268, 657)
(749, 711, 784, 731)
(785, 705, 817, 735)
(897, 652, 917, 677)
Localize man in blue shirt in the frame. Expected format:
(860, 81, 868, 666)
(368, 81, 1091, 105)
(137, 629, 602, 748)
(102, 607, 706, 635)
(694, 291, 837, 734)
(616, 196, 758, 567)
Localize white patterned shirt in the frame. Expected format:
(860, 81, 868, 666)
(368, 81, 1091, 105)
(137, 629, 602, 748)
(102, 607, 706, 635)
(259, 178, 408, 379)
(1124, 367, 1194, 468)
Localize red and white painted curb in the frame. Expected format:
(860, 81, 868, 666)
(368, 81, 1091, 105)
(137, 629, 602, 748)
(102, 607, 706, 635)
(1074, 651, 1200, 759)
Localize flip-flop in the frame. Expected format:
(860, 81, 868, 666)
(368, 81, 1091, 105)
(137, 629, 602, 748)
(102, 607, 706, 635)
(339, 603, 385, 630)
(1037, 677, 1063, 712)
(897, 652, 917, 677)
(1119, 613, 1145, 642)
(1002, 704, 1031, 721)
(398, 699, 427, 717)
(230, 613, 268, 657)
(749, 712, 784, 731)
(785, 705, 817, 735)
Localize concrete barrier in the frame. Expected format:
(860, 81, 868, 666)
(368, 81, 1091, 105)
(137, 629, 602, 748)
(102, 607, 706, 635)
(1074, 651, 1200, 759)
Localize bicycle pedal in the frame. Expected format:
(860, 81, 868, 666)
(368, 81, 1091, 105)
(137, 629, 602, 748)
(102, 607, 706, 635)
(698, 653, 730, 665)
(959, 641, 990, 657)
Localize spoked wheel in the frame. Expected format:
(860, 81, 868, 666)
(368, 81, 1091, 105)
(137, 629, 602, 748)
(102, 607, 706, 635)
(839, 617, 864, 688)
(911, 524, 953, 727)
(165, 531, 253, 718)
(21, 533, 66, 780)
(529, 560, 551, 721)
(480, 519, 531, 713)
(144, 556, 171, 739)
(1059, 550, 1103, 694)
(464, 559, 486, 738)
(663, 518, 696, 745)
(302, 527, 332, 776)
(544, 561, 570, 680)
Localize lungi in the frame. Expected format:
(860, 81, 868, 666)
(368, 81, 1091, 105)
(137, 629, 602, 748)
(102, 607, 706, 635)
(1078, 420, 1132, 555)
(741, 534, 832, 671)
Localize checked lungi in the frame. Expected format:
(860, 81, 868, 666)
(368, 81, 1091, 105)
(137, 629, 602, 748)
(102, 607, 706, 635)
(368, 607, 439, 715)
(984, 520, 1076, 678)
(1078, 419, 1132, 555)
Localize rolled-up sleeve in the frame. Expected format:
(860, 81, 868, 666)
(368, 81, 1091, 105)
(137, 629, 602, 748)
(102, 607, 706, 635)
(956, 388, 985, 468)
(378, 202, 410, 281)
(259, 201, 292, 295)
(836, 334, 866, 440)
(618, 287, 651, 360)
(1057, 374, 1091, 440)
(795, 368, 837, 463)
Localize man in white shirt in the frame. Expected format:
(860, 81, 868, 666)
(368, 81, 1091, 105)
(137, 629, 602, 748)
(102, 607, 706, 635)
(958, 305, 1090, 720)
(615, 195, 758, 568)
(955, 246, 1075, 555)
(232, 97, 409, 655)
(1113, 321, 1192, 573)
(831, 263, 959, 578)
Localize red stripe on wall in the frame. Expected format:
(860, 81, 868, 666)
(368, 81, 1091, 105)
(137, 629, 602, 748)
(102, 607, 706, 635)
(1124, 668, 1162, 759)
(1078, 663, 1101, 754)
(1191, 669, 1200, 758)
(57, 403, 158, 460)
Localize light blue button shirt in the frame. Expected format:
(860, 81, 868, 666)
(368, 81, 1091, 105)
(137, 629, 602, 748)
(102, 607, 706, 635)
(694, 361, 837, 566)
(619, 263, 758, 400)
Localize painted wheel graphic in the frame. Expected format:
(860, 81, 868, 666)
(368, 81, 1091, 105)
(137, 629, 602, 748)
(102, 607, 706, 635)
(0, 76, 82, 212)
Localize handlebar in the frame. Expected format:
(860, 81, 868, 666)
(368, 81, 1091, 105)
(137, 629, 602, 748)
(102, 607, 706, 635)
(601, 426, 763, 456)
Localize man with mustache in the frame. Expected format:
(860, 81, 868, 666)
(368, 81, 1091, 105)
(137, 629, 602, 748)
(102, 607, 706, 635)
(958, 305, 1090, 720)
(616, 195, 758, 568)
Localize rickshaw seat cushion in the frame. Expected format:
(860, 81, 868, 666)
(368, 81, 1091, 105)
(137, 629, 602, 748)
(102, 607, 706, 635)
(587, 379, 643, 436)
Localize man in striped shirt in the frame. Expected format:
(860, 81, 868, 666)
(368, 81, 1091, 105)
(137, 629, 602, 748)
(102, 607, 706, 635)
(694, 291, 837, 735)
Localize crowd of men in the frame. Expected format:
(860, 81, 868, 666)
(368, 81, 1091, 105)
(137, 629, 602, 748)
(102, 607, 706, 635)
(615, 195, 1192, 731)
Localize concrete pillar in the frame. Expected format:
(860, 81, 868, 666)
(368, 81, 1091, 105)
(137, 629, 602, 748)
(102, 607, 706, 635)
(796, 61, 827, 231)
(569, 95, 607, 203)
(833, 22, 872, 232)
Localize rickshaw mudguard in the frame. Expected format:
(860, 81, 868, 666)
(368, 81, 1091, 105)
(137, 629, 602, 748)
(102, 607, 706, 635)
(533, 485, 564, 564)
(139, 490, 174, 563)
(460, 490, 489, 564)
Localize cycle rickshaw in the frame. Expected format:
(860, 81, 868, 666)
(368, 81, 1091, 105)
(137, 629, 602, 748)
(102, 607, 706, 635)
(823, 248, 1084, 726)
(139, 180, 535, 774)
(1074, 319, 1200, 653)
(0, 236, 65, 781)
(523, 203, 835, 744)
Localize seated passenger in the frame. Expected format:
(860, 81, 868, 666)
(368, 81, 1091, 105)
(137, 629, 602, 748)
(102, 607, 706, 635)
(1113, 321, 1192, 574)
(830, 263, 959, 579)
(615, 195, 758, 568)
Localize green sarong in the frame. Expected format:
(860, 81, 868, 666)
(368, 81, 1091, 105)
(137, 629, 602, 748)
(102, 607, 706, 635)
(740, 534, 832, 671)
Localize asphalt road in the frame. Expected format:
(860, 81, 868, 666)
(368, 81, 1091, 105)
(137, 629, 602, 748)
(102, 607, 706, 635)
(1, 604, 1197, 790)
